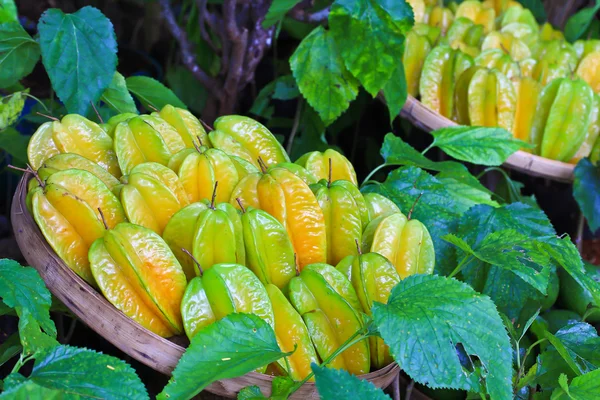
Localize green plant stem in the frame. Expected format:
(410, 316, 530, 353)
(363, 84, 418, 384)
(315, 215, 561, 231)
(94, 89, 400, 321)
(361, 163, 402, 187)
(21, 93, 51, 114)
(448, 255, 473, 279)
(421, 143, 435, 156)
(10, 352, 34, 374)
(286, 99, 303, 155)
(477, 167, 519, 202)
(516, 338, 547, 390)
(582, 306, 599, 322)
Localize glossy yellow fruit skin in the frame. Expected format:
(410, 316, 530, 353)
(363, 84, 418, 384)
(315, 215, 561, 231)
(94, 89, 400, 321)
(412, 23, 442, 46)
(209, 115, 290, 168)
(363, 192, 402, 222)
(571, 94, 600, 163)
(407, 0, 426, 24)
(89, 222, 187, 337)
(404, 31, 433, 97)
(28, 115, 120, 176)
(539, 22, 564, 42)
(500, 5, 537, 31)
(288, 264, 370, 375)
(120, 162, 189, 235)
(482, 0, 520, 14)
(574, 40, 600, 60)
(310, 179, 363, 265)
(576, 51, 600, 93)
(512, 77, 542, 144)
(534, 40, 578, 72)
(475, 49, 520, 80)
(265, 284, 318, 381)
(420, 44, 474, 119)
(531, 59, 570, 86)
(481, 32, 531, 61)
(31, 169, 126, 285)
(241, 206, 296, 289)
(445, 17, 483, 51)
(362, 212, 435, 279)
(295, 149, 358, 186)
(336, 253, 400, 369)
(156, 104, 209, 149)
(103, 113, 137, 138)
(180, 263, 274, 339)
(175, 147, 245, 204)
(530, 78, 595, 161)
(454, 66, 516, 131)
(455, 0, 496, 34)
(231, 167, 327, 269)
(267, 162, 318, 186)
(425, 6, 454, 35)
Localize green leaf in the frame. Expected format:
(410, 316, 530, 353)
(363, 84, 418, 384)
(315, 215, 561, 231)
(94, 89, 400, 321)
(0, 127, 28, 165)
(290, 26, 360, 125)
(0, 22, 40, 88)
(573, 158, 600, 232)
(437, 173, 499, 208)
(430, 126, 529, 166)
(158, 314, 289, 400)
(444, 229, 551, 294)
(565, 1, 600, 43)
(29, 344, 148, 399)
(100, 72, 138, 115)
(126, 76, 187, 112)
(383, 60, 407, 124)
(0, 91, 25, 129)
(250, 75, 299, 119)
(329, 0, 412, 97)
(263, 0, 302, 28)
(312, 364, 391, 400)
(38, 6, 117, 116)
(372, 275, 512, 399)
(165, 66, 207, 115)
(516, 0, 547, 23)
(270, 376, 295, 399)
(18, 313, 59, 355)
(552, 369, 600, 399)
(0, 380, 64, 400)
(0, 259, 56, 344)
(0, 0, 18, 23)
(237, 385, 267, 400)
(0, 333, 21, 368)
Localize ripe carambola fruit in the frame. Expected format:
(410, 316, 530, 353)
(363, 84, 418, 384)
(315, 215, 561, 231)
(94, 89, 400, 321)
(404, 30, 433, 97)
(363, 192, 401, 222)
(454, 66, 516, 132)
(445, 17, 483, 56)
(475, 49, 520, 80)
(268, 162, 318, 185)
(231, 167, 327, 269)
(362, 212, 435, 278)
(571, 94, 600, 163)
(89, 222, 187, 337)
(576, 51, 600, 94)
(155, 104, 209, 149)
(294, 149, 358, 186)
(424, 6, 453, 35)
(208, 115, 290, 168)
(265, 284, 318, 381)
(114, 115, 187, 175)
(288, 264, 370, 375)
(27, 115, 120, 176)
(530, 78, 595, 162)
(120, 162, 189, 235)
(31, 169, 126, 284)
(240, 206, 296, 289)
(102, 113, 137, 137)
(310, 179, 363, 265)
(336, 252, 400, 369)
(180, 263, 274, 339)
(455, 0, 495, 34)
(512, 77, 542, 144)
(481, 31, 530, 61)
(420, 44, 474, 119)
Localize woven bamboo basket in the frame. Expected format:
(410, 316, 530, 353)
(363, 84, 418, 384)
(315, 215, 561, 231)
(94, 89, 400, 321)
(11, 175, 405, 399)
(396, 95, 576, 183)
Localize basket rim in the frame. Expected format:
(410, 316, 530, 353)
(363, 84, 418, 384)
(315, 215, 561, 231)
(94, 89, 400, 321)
(11, 174, 401, 399)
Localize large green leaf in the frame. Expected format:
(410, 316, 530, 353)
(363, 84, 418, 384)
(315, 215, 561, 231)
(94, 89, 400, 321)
(0, 91, 25, 129)
(564, 1, 600, 43)
(573, 158, 600, 232)
(158, 314, 289, 400)
(0, 259, 56, 352)
(551, 369, 600, 399)
(382, 60, 407, 124)
(38, 6, 117, 116)
(372, 274, 512, 400)
(329, 0, 412, 97)
(0, 0, 18, 23)
(24, 345, 148, 399)
(126, 76, 187, 112)
(312, 364, 390, 400)
(100, 72, 138, 115)
(263, 0, 302, 28)
(0, 380, 64, 400)
(0, 22, 40, 88)
(165, 66, 208, 115)
(430, 126, 528, 166)
(290, 26, 360, 125)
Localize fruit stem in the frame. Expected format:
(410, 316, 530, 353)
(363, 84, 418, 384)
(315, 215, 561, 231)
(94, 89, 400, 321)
(197, 135, 204, 147)
(8, 164, 44, 188)
(355, 239, 362, 256)
(327, 158, 332, 188)
(182, 248, 204, 276)
(90, 102, 104, 124)
(235, 197, 246, 213)
(294, 253, 300, 276)
(147, 104, 159, 112)
(35, 112, 59, 121)
(210, 181, 219, 209)
(97, 208, 109, 230)
(407, 192, 423, 220)
(192, 138, 202, 153)
(257, 157, 268, 174)
(199, 119, 213, 132)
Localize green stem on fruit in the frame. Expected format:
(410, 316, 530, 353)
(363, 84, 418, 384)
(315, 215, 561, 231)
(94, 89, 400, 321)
(448, 255, 473, 279)
(181, 248, 203, 276)
(210, 181, 219, 209)
(235, 197, 246, 213)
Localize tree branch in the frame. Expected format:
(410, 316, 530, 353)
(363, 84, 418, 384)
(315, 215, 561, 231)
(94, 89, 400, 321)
(196, 0, 219, 54)
(160, 0, 222, 99)
(289, 6, 330, 23)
